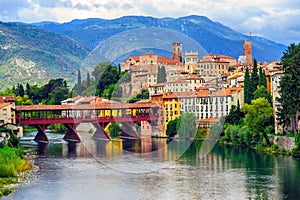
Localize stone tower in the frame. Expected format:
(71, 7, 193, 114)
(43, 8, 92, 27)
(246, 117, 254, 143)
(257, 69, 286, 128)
(172, 42, 182, 62)
(243, 40, 252, 63)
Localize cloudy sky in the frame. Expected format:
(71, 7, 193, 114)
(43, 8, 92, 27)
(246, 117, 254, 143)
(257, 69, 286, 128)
(0, 0, 299, 45)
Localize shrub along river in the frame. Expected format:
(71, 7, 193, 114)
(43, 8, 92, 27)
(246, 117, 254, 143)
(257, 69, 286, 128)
(3, 130, 300, 200)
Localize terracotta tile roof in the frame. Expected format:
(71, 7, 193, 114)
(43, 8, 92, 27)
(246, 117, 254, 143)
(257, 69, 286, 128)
(79, 96, 98, 104)
(197, 118, 220, 123)
(212, 87, 242, 96)
(163, 90, 210, 99)
(0, 96, 15, 103)
(62, 96, 83, 103)
(15, 103, 160, 111)
(158, 57, 177, 65)
(228, 74, 244, 80)
(0, 103, 10, 109)
(135, 99, 152, 104)
(162, 87, 241, 99)
(130, 56, 140, 61)
(149, 84, 164, 87)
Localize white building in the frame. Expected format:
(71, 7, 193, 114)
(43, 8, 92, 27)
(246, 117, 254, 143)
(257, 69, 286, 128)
(175, 87, 244, 120)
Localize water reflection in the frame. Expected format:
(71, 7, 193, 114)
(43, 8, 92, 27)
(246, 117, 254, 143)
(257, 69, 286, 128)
(11, 131, 300, 199)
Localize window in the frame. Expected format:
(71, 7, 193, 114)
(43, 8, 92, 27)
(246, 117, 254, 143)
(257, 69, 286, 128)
(2, 109, 7, 115)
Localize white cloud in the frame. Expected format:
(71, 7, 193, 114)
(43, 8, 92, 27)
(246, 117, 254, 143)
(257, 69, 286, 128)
(0, 0, 299, 44)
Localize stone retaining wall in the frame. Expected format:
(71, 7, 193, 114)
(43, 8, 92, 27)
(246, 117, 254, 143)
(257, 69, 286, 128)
(273, 136, 296, 150)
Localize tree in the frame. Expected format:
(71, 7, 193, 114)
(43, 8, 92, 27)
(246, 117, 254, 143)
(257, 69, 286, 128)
(277, 43, 300, 134)
(15, 84, 25, 97)
(109, 123, 121, 138)
(25, 83, 31, 97)
(86, 72, 91, 87)
(15, 95, 33, 105)
(76, 69, 82, 94)
(157, 66, 161, 84)
(243, 97, 273, 146)
(102, 84, 116, 99)
(42, 79, 69, 104)
(48, 86, 69, 105)
(249, 58, 259, 102)
(160, 66, 167, 83)
(253, 86, 272, 105)
(92, 62, 111, 82)
(157, 66, 167, 83)
(177, 113, 197, 138)
(244, 67, 251, 104)
(96, 64, 120, 96)
(166, 118, 179, 137)
(259, 67, 267, 88)
(30, 85, 43, 104)
(225, 99, 244, 125)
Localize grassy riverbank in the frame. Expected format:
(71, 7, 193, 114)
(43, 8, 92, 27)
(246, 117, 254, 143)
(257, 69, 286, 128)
(0, 146, 32, 197)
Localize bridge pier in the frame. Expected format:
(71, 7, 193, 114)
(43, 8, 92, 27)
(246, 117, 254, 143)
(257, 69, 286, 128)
(63, 123, 81, 143)
(34, 124, 50, 143)
(119, 122, 140, 139)
(92, 122, 111, 141)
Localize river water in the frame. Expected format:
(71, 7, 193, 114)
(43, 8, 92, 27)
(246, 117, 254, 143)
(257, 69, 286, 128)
(4, 131, 300, 200)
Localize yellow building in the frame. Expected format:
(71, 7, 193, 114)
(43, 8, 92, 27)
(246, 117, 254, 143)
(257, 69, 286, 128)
(162, 92, 181, 134)
(0, 103, 15, 125)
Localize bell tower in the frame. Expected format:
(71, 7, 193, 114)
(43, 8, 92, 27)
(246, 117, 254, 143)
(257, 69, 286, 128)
(243, 40, 252, 63)
(172, 42, 182, 62)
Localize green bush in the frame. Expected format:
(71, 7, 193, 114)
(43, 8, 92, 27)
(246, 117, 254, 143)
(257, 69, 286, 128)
(195, 129, 207, 139)
(50, 124, 68, 134)
(0, 146, 30, 178)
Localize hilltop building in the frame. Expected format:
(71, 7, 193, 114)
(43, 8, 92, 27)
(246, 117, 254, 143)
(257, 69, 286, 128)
(243, 40, 252, 64)
(172, 42, 183, 62)
(197, 54, 237, 76)
(184, 51, 199, 73)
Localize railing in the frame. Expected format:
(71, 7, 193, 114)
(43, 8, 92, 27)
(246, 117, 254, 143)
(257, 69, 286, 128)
(17, 114, 159, 125)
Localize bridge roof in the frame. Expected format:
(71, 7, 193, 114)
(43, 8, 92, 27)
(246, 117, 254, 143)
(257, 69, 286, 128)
(15, 102, 159, 111)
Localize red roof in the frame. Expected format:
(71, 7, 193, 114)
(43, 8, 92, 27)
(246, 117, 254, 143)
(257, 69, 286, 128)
(0, 96, 15, 103)
(158, 57, 177, 65)
(0, 103, 10, 109)
(197, 118, 220, 123)
(130, 56, 140, 62)
(15, 103, 160, 111)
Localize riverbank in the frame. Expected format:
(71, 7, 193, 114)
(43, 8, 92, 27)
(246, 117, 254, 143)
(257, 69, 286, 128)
(219, 138, 300, 157)
(0, 147, 33, 197)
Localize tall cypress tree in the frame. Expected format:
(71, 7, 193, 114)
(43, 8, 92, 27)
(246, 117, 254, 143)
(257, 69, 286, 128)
(161, 66, 167, 83)
(277, 43, 300, 134)
(244, 67, 251, 104)
(77, 69, 82, 94)
(249, 58, 259, 102)
(25, 83, 31, 97)
(86, 72, 91, 87)
(157, 66, 161, 83)
(259, 67, 267, 88)
(15, 84, 25, 97)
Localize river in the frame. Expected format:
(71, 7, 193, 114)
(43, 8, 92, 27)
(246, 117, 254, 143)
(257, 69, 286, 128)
(3, 131, 300, 200)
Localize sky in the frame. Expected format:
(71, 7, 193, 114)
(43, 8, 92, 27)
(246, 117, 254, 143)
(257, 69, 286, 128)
(0, 0, 299, 45)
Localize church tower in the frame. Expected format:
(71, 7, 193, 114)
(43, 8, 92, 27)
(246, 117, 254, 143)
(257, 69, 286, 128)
(172, 42, 182, 62)
(243, 40, 252, 63)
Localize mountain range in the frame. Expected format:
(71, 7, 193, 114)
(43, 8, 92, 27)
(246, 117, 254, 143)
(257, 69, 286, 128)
(0, 15, 287, 89)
